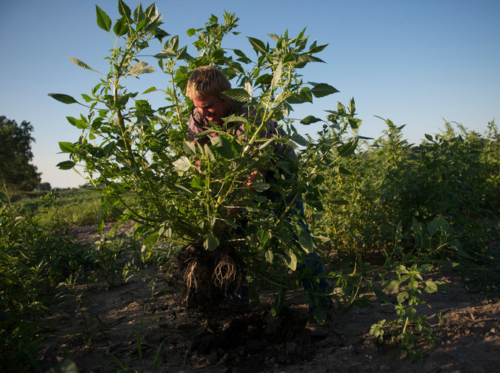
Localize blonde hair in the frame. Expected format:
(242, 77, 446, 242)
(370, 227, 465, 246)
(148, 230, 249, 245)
(186, 66, 231, 99)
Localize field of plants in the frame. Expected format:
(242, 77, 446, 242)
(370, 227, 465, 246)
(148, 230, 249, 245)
(2, 122, 499, 372)
(2, 1, 499, 372)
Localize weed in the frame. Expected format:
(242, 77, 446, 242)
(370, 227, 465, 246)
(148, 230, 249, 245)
(56, 273, 91, 340)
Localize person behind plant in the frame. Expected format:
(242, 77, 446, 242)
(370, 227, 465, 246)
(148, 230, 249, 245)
(185, 66, 332, 325)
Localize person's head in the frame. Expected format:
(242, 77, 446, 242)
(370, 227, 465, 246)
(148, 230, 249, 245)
(186, 66, 232, 125)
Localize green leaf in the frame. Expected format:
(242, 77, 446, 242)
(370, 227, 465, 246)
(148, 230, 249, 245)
(309, 82, 339, 98)
(395, 220, 402, 244)
(118, 0, 132, 19)
(57, 161, 75, 170)
(287, 87, 313, 104)
(291, 133, 309, 146)
(130, 62, 155, 77)
(426, 217, 439, 236)
(406, 307, 417, 319)
(396, 291, 409, 304)
(173, 156, 191, 171)
(221, 219, 237, 229)
(190, 177, 203, 190)
(382, 279, 400, 292)
(337, 140, 357, 157)
(408, 280, 419, 292)
(96, 5, 112, 32)
(247, 37, 267, 54)
(286, 252, 298, 271)
(144, 232, 158, 246)
(425, 133, 433, 141)
(224, 114, 249, 125)
(210, 136, 235, 159)
(67, 57, 95, 71)
(251, 182, 270, 193)
(204, 144, 215, 162)
(265, 250, 274, 263)
(66, 116, 87, 129)
(395, 265, 409, 274)
(223, 88, 252, 103)
(297, 224, 314, 253)
(271, 60, 283, 88)
(134, 3, 145, 23)
(183, 141, 196, 155)
(234, 49, 251, 63)
(81, 94, 92, 103)
(48, 93, 78, 105)
(300, 115, 322, 125)
(309, 42, 329, 54)
(154, 49, 177, 59)
(424, 281, 438, 293)
(98, 219, 105, 235)
(143, 87, 157, 94)
(374, 288, 391, 304)
(203, 234, 219, 251)
(113, 17, 129, 37)
(59, 142, 75, 153)
(257, 229, 270, 246)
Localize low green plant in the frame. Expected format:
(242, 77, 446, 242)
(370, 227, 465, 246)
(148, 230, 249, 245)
(56, 273, 91, 340)
(365, 217, 456, 362)
(371, 263, 447, 363)
(0, 189, 86, 371)
(35, 188, 119, 226)
(88, 233, 137, 288)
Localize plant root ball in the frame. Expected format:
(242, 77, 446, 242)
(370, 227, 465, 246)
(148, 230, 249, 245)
(178, 243, 244, 312)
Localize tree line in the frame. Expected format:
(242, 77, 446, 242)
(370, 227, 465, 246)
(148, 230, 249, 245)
(0, 116, 42, 191)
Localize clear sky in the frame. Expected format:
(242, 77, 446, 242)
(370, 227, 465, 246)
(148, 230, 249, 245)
(1, 0, 499, 188)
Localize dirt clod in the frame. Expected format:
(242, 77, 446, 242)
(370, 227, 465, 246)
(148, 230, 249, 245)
(178, 243, 244, 313)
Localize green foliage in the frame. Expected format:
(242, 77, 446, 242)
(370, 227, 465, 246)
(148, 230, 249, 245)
(371, 262, 448, 363)
(0, 116, 42, 191)
(50, 0, 356, 312)
(0, 190, 86, 371)
(34, 188, 118, 227)
(313, 118, 500, 267)
(88, 232, 143, 288)
(44, 1, 499, 365)
(56, 273, 91, 340)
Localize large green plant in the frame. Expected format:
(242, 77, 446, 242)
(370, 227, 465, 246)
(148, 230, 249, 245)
(49, 1, 358, 313)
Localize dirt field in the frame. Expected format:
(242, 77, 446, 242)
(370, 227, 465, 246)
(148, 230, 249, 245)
(37, 225, 500, 373)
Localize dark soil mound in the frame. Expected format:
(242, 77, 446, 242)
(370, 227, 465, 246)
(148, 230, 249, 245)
(186, 306, 328, 372)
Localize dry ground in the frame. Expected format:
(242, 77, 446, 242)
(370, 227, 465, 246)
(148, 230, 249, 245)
(35, 224, 500, 373)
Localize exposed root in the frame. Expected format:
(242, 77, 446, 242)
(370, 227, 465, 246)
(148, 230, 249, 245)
(213, 254, 239, 292)
(177, 243, 244, 313)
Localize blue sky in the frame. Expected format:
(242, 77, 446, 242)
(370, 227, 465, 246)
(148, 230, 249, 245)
(1, 0, 499, 188)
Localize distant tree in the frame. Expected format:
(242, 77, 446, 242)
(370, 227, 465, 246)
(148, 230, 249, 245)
(0, 116, 41, 191)
(37, 182, 51, 191)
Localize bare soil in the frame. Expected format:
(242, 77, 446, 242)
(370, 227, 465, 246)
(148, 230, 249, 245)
(36, 224, 500, 373)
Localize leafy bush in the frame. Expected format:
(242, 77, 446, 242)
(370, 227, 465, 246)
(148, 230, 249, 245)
(313, 118, 500, 261)
(50, 0, 359, 314)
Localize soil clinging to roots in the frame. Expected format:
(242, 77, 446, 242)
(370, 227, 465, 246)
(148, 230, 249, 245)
(178, 243, 244, 313)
